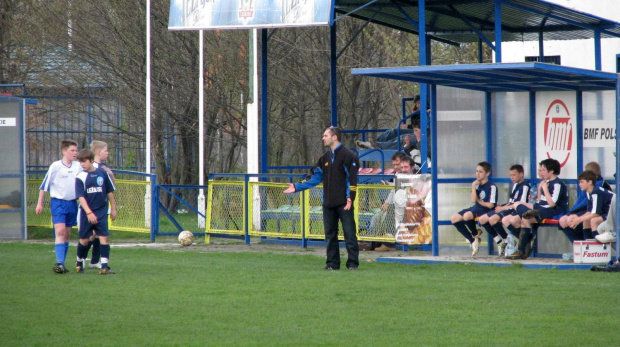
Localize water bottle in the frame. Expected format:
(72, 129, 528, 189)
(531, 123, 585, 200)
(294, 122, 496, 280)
(505, 234, 517, 256)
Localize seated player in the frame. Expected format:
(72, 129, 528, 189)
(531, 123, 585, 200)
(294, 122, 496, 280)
(450, 161, 498, 256)
(478, 164, 530, 257)
(558, 161, 612, 240)
(564, 170, 614, 240)
(506, 158, 568, 260)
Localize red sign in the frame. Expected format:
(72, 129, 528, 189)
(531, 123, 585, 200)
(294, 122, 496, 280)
(543, 99, 573, 167)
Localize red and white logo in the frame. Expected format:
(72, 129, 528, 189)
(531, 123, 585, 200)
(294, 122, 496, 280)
(239, 0, 254, 20)
(543, 99, 573, 167)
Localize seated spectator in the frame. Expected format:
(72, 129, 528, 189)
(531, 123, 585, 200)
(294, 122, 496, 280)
(357, 95, 427, 150)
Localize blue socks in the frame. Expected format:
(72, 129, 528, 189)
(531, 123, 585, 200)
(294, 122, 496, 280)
(54, 243, 64, 264)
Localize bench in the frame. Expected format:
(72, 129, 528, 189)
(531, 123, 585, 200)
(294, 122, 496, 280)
(475, 217, 561, 257)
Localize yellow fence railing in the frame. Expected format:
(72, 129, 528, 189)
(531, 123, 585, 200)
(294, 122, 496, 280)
(27, 178, 150, 233)
(206, 180, 397, 244)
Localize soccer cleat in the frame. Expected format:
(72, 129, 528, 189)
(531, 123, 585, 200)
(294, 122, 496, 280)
(347, 266, 359, 270)
(323, 266, 339, 271)
(590, 265, 606, 272)
(522, 209, 540, 219)
(506, 250, 524, 260)
(471, 236, 480, 256)
(99, 267, 116, 275)
(89, 262, 102, 269)
(497, 241, 507, 257)
(595, 231, 616, 244)
(76, 260, 85, 274)
(53, 262, 66, 274)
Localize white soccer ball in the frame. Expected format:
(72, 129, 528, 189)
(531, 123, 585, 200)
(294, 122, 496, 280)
(178, 230, 194, 247)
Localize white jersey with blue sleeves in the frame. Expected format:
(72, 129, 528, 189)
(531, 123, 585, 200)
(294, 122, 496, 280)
(39, 160, 83, 200)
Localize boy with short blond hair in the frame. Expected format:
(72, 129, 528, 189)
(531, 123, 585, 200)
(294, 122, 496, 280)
(86, 140, 116, 268)
(36, 139, 82, 274)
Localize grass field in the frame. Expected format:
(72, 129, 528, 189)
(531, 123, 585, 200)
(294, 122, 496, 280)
(2, 231, 619, 346)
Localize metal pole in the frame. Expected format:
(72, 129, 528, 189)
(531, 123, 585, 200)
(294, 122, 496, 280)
(198, 30, 206, 229)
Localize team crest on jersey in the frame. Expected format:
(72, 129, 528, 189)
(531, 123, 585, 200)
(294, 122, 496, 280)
(479, 191, 486, 200)
(325, 162, 329, 166)
(97, 177, 104, 186)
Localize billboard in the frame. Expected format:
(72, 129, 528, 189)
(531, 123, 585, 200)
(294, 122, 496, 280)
(169, 0, 332, 30)
(536, 92, 578, 179)
(393, 174, 433, 245)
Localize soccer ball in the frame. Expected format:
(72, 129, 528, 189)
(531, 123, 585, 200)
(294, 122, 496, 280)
(178, 230, 194, 247)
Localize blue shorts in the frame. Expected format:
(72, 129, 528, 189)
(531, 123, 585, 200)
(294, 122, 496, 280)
(78, 209, 110, 239)
(459, 205, 492, 218)
(495, 208, 517, 219)
(50, 199, 78, 227)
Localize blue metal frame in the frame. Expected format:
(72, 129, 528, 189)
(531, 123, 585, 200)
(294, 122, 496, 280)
(352, 65, 620, 258)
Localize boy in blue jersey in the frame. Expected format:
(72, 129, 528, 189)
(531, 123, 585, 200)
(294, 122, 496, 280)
(450, 161, 498, 256)
(558, 161, 612, 240)
(566, 170, 614, 238)
(86, 140, 117, 269)
(506, 158, 568, 260)
(74, 150, 117, 274)
(36, 139, 82, 274)
(478, 164, 530, 257)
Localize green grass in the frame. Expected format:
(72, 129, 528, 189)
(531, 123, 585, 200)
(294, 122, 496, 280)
(1, 241, 619, 346)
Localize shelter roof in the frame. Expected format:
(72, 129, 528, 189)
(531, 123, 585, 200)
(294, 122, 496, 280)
(335, 0, 620, 43)
(351, 62, 619, 92)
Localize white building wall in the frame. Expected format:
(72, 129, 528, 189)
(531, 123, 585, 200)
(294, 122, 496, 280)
(499, 0, 620, 72)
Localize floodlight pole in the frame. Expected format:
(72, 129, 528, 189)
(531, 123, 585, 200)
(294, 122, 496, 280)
(198, 30, 206, 229)
(144, 0, 152, 228)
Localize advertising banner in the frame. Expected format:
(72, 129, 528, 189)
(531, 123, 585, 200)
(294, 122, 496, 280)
(169, 0, 332, 30)
(536, 92, 578, 179)
(393, 174, 432, 245)
(582, 120, 616, 148)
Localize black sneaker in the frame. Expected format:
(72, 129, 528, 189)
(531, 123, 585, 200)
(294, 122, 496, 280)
(53, 262, 66, 274)
(524, 234, 537, 259)
(99, 267, 116, 275)
(522, 209, 540, 219)
(590, 265, 607, 272)
(323, 266, 339, 270)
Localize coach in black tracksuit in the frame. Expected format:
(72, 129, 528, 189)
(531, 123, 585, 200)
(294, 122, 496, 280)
(284, 126, 360, 270)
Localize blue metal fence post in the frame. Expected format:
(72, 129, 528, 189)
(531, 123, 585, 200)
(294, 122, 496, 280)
(151, 173, 158, 242)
